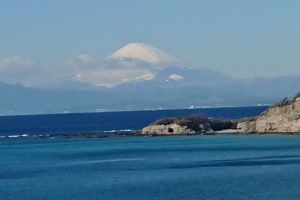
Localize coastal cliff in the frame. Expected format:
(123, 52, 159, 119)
(143, 92, 300, 135)
(237, 94, 300, 133)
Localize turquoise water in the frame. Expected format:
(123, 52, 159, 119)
(1, 135, 300, 200)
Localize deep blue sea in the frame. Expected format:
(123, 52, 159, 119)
(2, 106, 300, 200)
(1, 135, 300, 200)
(0, 106, 267, 136)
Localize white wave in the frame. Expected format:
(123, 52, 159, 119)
(103, 130, 117, 133)
(8, 135, 21, 138)
(119, 129, 135, 132)
(21, 134, 29, 137)
(104, 129, 135, 133)
(6, 134, 30, 138)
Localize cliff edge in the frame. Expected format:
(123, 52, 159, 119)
(237, 94, 300, 133)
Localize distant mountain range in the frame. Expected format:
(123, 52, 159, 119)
(1, 43, 300, 115)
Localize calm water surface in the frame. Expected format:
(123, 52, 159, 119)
(1, 135, 300, 200)
(0, 106, 267, 136)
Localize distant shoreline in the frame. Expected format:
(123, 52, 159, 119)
(0, 105, 269, 117)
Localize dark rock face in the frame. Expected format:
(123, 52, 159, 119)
(209, 119, 237, 131)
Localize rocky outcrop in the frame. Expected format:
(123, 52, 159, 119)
(237, 97, 300, 133)
(141, 115, 213, 135)
(142, 123, 198, 135)
(141, 115, 236, 136)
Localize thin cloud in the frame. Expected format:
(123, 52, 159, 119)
(72, 55, 156, 88)
(0, 56, 75, 88)
(0, 55, 158, 88)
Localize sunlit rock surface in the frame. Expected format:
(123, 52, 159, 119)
(237, 97, 300, 133)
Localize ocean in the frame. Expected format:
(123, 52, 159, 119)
(1, 135, 300, 200)
(0, 106, 267, 136)
(2, 106, 300, 200)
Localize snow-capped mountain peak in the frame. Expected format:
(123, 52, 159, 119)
(108, 43, 179, 65)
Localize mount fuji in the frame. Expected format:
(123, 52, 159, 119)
(75, 43, 236, 89)
(1, 43, 300, 115)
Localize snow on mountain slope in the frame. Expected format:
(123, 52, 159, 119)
(108, 43, 179, 65)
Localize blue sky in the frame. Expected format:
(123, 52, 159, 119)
(0, 0, 299, 78)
